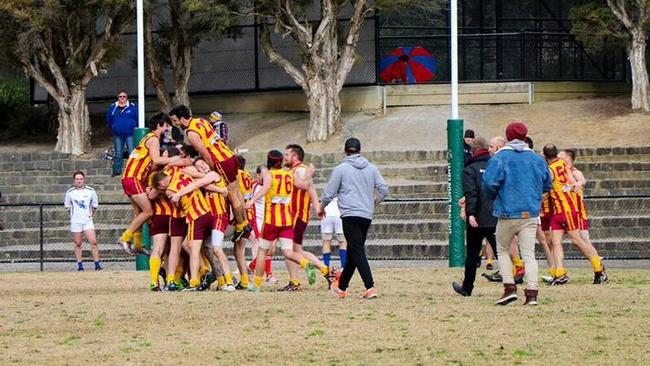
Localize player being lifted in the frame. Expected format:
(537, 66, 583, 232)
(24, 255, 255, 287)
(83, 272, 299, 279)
(119, 113, 184, 255)
(543, 144, 608, 285)
(168, 105, 251, 242)
(246, 150, 319, 292)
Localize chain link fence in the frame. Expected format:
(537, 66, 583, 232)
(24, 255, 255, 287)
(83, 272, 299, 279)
(1, 196, 648, 271)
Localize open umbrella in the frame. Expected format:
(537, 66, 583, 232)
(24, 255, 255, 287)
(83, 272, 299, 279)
(379, 46, 437, 84)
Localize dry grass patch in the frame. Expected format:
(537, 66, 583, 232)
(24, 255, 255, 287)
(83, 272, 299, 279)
(0, 268, 649, 365)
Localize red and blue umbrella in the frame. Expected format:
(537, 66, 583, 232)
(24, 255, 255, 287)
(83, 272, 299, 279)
(380, 46, 437, 84)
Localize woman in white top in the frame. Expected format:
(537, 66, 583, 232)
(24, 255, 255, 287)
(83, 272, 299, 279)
(64, 171, 101, 271)
(320, 198, 347, 272)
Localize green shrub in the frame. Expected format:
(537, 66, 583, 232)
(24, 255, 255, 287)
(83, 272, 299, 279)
(0, 78, 50, 139)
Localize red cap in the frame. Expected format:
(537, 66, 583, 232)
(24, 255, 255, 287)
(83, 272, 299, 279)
(505, 121, 528, 141)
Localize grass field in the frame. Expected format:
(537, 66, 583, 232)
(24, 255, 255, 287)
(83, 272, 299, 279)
(1, 267, 649, 365)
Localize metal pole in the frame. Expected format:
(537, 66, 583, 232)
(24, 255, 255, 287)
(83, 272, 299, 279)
(448, 0, 465, 267)
(134, 0, 150, 271)
(39, 205, 44, 271)
(253, 0, 260, 90)
(136, 0, 145, 128)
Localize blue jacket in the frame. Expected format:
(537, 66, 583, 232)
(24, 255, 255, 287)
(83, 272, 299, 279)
(482, 140, 551, 219)
(106, 101, 138, 137)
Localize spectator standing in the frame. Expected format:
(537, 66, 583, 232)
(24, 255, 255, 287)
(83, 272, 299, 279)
(452, 137, 497, 296)
(209, 111, 229, 145)
(320, 138, 388, 300)
(106, 90, 138, 177)
(64, 171, 101, 271)
(482, 122, 551, 306)
(463, 129, 475, 163)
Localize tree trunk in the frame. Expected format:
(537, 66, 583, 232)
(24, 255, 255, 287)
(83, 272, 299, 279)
(54, 87, 91, 155)
(306, 76, 340, 142)
(628, 32, 650, 112)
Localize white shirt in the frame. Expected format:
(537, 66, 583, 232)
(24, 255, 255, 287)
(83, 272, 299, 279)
(65, 186, 98, 223)
(324, 198, 340, 217)
(252, 182, 265, 223)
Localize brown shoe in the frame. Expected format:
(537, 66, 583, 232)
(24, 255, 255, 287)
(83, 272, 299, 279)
(523, 289, 538, 306)
(495, 283, 518, 305)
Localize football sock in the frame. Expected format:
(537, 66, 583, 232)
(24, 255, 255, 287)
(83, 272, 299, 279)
(254, 275, 264, 288)
(320, 265, 329, 275)
(121, 229, 133, 243)
(299, 258, 309, 269)
(323, 252, 331, 268)
(486, 259, 493, 266)
(548, 268, 556, 277)
(590, 257, 603, 273)
(199, 265, 209, 278)
(290, 279, 301, 287)
(339, 249, 347, 268)
(174, 263, 185, 282)
(133, 231, 142, 249)
(149, 256, 162, 285)
(240, 274, 250, 287)
(94, 261, 102, 270)
(77, 261, 84, 271)
(217, 276, 226, 288)
(264, 255, 272, 275)
(556, 268, 567, 277)
(513, 256, 524, 268)
(249, 258, 257, 271)
(189, 277, 200, 288)
(225, 273, 233, 285)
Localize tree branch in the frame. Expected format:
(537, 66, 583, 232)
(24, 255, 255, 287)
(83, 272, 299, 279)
(336, 0, 369, 90)
(259, 22, 307, 91)
(607, 0, 636, 31)
(282, 0, 312, 46)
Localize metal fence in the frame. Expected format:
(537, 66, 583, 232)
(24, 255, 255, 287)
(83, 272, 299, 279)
(1, 195, 649, 271)
(31, 0, 627, 103)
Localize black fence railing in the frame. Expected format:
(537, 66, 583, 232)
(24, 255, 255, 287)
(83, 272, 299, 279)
(1, 195, 648, 271)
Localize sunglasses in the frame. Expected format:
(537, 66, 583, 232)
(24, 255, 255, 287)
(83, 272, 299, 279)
(118, 95, 127, 98)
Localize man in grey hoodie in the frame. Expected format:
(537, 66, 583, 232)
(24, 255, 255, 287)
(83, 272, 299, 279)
(319, 138, 389, 299)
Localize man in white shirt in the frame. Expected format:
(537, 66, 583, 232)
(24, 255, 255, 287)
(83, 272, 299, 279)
(64, 171, 101, 271)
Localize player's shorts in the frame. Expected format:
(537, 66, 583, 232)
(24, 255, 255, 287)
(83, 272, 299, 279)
(71, 221, 94, 233)
(292, 219, 308, 245)
(320, 216, 344, 240)
(213, 155, 239, 185)
(211, 214, 229, 233)
(169, 216, 188, 237)
(121, 177, 145, 197)
(539, 215, 552, 232)
(261, 224, 294, 246)
(150, 215, 170, 236)
(579, 217, 590, 231)
(550, 211, 580, 232)
(187, 214, 212, 241)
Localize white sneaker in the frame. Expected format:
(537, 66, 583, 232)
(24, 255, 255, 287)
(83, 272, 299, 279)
(265, 275, 278, 284)
(220, 284, 236, 292)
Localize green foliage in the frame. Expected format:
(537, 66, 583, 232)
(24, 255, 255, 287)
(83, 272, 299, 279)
(570, 1, 629, 52)
(150, 0, 242, 65)
(0, 78, 50, 139)
(0, 0, 134, 84)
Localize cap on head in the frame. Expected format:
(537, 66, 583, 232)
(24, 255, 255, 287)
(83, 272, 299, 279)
(344, 138, 361, 154)
(505, 121, 528, 141)
(464, 129, 475, 139)
(210, 111, 222, 122)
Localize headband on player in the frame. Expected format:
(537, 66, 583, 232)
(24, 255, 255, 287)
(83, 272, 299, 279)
(267, 150, 283, 169)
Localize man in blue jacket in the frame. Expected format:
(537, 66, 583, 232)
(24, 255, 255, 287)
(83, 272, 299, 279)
(106, 90, 138, 177)
(482, 122, 551, 306)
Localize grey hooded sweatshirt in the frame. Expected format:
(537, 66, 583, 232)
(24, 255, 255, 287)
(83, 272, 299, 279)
(321, 154, 389, 220)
